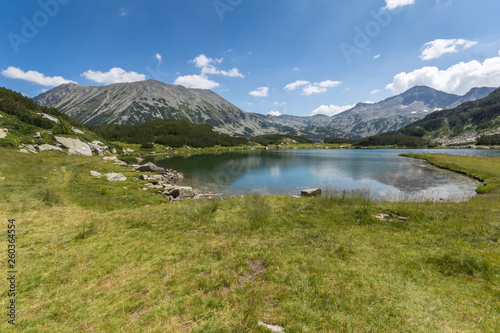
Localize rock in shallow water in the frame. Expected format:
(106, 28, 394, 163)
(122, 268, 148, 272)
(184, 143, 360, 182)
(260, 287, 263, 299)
(301, 188, 322, 197)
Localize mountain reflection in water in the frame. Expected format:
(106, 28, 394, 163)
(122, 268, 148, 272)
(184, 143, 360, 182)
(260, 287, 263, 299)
(149, 149, 499, 201)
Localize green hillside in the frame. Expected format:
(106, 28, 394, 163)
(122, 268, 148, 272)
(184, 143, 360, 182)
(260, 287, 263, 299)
(356, 88, 500, 147)
(400, 88, 500, 140)
(0, 87, 103, 148)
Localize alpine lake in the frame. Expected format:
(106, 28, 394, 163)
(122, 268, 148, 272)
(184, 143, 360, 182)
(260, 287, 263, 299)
(147, 148, 500, 202)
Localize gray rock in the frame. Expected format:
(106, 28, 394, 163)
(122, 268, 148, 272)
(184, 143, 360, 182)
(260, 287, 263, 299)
(72, 127, 84, 134)
(90, 171, 102, 177)
(18, 149, 29, 153)
(0, 176, 5, 180)
(166, 186, 194, 199)
(88, 140, 108, 156)
(139, 175, 151, 180)
(132, 162, 165, 173)
(257, 321, 285, 333)
(38, 113, 60, 124)
(0, 128, 8, 139)
(33, 132, 42, 139)
(301, 188, 322, 197)
(22, 144, 38, 153)
(36, 144, 64, 153)
(105, 173, 126, 181)
(54, 136, 93, 156)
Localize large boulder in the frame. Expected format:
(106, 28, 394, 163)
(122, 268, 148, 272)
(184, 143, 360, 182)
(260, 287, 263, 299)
(132, 162, 165, 173)
(165, 186, 194, 199)
(0, 128, 8, 139)
(88, 140, 108, 156)
(54, 136, 93, 156)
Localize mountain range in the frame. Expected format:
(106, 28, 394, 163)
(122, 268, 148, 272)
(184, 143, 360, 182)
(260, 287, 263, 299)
(34, 80, 497, 140)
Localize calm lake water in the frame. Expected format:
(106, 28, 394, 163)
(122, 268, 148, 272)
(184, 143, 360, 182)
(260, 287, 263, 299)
(148, 149, 500, 201)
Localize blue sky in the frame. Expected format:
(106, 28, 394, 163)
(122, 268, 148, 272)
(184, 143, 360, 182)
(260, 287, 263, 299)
(1, 0, 500, 117)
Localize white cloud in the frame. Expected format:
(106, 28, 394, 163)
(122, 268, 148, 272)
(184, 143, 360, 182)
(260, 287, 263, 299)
(185, 54, 244, 79)
(373, 54, 381, 59)
(370, 89, 381, 94)
(174, 74, 220, 89)
(120, 7, 128, 16)
(384, 0, 415, 10)
(284, 80, 310, 91)
(191, 54, 223, 68)
(249, 87, 269, 97)
(284, 79, 342, 95)
(155, 53, 162, 63)
(386, 51, 500, 95)
(311, 104, 355, 116)
(81, 67, 146, 84)
(293, 67, 300, 71)
(274, 101, 286, 107)
(2, 66, 76, 87)
(420, 39, 478, 61)
(268, 111, 282, 117)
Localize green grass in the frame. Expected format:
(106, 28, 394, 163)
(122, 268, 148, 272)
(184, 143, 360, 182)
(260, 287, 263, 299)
(0, 148, 499, 332)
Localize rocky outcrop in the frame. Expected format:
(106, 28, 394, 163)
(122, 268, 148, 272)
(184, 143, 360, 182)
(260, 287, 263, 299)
(431, 127, 500, 146)
(72, 127, 84, 134)
(38, 113, 60, 124)
(54, 136, 93, 156)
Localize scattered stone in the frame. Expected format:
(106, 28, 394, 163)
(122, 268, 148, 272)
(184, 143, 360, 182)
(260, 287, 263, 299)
(72, 127, 84, 134)
(374, 214, 391, 221)
(0, 128, 8, 139)
(37, 113, 60, 124)
(18, 149, 29, 153)
(301, 188, 322, 197)
(105, 173, 126, 182)
(136, 157, 145, 163)
(132, 162, 165, 173)
(124, 148, 134, 153)
(90, 171, 102, 178)
(111, 148, 117, 154)
(54, 136, 93, 156)
(0, 177, 5, 180)
(22, 144, 38, 153)
(257, 321, 285, 333)
(33, 132, 42, 139)
(374, 213, 409, 222)
(139, 175, 151, 180)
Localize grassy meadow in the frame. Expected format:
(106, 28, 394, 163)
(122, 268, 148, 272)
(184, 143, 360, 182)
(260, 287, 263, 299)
(0, 148, 499, 332)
